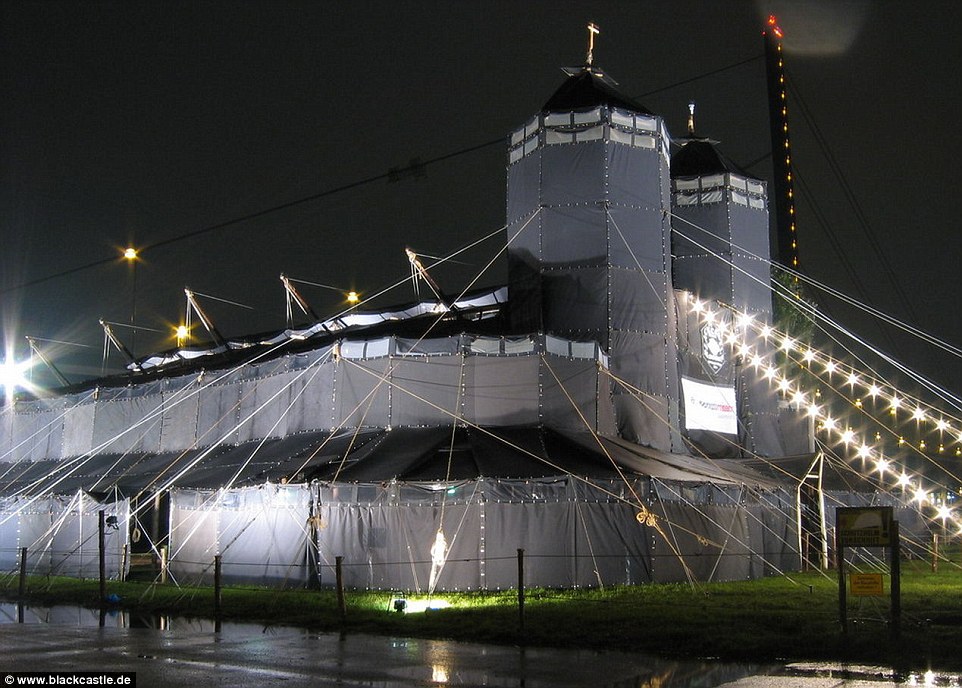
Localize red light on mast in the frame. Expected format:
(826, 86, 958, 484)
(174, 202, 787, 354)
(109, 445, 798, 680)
(766, 15, 784, 39)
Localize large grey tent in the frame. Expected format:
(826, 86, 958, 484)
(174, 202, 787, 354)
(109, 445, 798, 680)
(1, 58, 852, 591)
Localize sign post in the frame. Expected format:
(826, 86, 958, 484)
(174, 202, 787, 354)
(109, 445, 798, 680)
(835, 507, 900, 638)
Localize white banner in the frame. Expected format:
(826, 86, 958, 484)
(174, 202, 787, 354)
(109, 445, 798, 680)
(682, 377, 737, 435)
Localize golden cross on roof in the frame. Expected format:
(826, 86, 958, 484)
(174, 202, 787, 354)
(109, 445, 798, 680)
(586, 22, 600, 66)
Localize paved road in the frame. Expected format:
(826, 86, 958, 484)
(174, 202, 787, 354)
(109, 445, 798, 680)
(0, 606, 956, 687)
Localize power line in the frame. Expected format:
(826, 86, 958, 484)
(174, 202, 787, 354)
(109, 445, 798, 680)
(2, 54, 765, 298)
(1, 138, 505, 297)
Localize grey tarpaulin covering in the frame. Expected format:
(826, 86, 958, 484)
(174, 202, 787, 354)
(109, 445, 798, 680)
(163, 473, 798, 590)
(506, 101, 679, 454)
(151, 424, 802, 589)
(0, 492, 129, 579)
(168, 484, 311, 586)
(1, 335, 611, 465)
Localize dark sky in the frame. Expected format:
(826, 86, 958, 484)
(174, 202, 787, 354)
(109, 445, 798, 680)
(2, 1, 960, 401)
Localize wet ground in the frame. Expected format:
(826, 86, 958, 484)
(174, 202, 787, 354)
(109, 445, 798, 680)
(0, 604, 958, 687)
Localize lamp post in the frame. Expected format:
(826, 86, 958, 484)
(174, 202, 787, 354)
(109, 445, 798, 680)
(123, 247, 138, 351)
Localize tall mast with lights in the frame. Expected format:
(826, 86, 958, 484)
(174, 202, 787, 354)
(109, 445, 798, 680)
(763, 15, 800, 283)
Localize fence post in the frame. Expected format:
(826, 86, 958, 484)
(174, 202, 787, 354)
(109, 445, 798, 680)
(932, 533, 939, 573)
(335, 556, 346, 620)
(517, 548, 525, 633)
(214, 555, 222, 618)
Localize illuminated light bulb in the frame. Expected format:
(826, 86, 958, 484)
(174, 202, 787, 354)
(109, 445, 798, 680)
(738, 312, 753, 330)
(876, 458, 889, 474)
(912, 407, 926, 423)
(807, 404, 820, 418)
(792, 391, 806, 407)
(854, 398, 862, 409)
(939, 444, 945, 454)
(898, 436, 905, 447)
(692, 299, 703, 313)
(840, 428, 855, 445)
(738, 343, 751, 358)
(760, 325, 772, 339)
(936, 419, 949, 433)
(764, 366, 777, 380)
(867, 383, 880, 398)
(874, 432, 881, 442)
(824, 361, 837, 375)
(704, 310, 716, 324)
(956, 448, 961, 457)
(857, 444, 872, 459)
(937, 505, 952, 521)
(815, 389, 821, 399)
(123, 247, 138, 260)
(347, 291, 360, 304)
(898, 473, 911, 487)
(913, 487, 928, 504)
(778, 378, 791, 392)
(847, 372, 858, 387)
(780, 336, 795, 352)
(822, 416, 837, 432)
(919, 440, 926, 451)
(802, 349, 815, 364)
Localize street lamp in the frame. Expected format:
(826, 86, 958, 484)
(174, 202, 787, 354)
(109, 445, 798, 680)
(123, 247, 138, 351)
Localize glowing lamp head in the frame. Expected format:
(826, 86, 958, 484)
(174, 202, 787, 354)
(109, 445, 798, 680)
(123, 247, 138, 260)
(346, 291, 360, 304)
(0, 357, 31, 392)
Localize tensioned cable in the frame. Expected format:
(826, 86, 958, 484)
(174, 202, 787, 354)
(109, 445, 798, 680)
(670, 211, 962, 369)
(670, 212, 962, 413)
(786, 72, 920, 327)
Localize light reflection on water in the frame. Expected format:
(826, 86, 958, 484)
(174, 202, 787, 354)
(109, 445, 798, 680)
(2, 603, 960, 687)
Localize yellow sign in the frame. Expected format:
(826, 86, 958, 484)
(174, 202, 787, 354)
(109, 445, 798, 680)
(850, 573, 884, 597)
(837, 507, 894, 547)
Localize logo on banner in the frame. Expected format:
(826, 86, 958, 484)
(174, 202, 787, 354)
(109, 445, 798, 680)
(681, 377, 737, 435)
(701, 322, 726, 373)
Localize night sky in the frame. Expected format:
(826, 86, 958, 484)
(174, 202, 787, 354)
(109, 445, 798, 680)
(2, 1, 960, 402)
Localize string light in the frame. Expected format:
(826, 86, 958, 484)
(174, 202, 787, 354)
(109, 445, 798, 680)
(689, 298, 962, 535)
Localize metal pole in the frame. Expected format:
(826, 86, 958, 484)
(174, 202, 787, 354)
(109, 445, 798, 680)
(932, 532, 939, 573)
(335, 556, 346, 621)
(891, 521, 901, 640)
(836, 533, 847, 634)
(98, 511, 106, 603)
(214, 555, 222, 618)
(18, 547, 27, 598)
(517, 548, 525, 633)
(160, 545, 168, 584)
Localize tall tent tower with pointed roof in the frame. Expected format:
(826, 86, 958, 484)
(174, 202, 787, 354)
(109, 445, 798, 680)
(670, 111, 788, 457)
(505, 27, 681, 451)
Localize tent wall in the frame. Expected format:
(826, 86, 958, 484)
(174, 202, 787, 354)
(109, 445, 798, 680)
(0, 492, 129, 579)
(2, 336, 608, 465)
(164, 478, 798, 591)
(167, 484, 312, 587)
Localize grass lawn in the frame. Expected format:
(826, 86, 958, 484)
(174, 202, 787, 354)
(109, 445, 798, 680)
(3, 559, 962, 672)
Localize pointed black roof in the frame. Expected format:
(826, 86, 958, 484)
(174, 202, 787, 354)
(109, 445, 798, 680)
(543, 68, 653, 114)
(670, 138, 745, 178)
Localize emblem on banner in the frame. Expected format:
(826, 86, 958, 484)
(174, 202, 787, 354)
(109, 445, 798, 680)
(701, 322, 726, 373)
